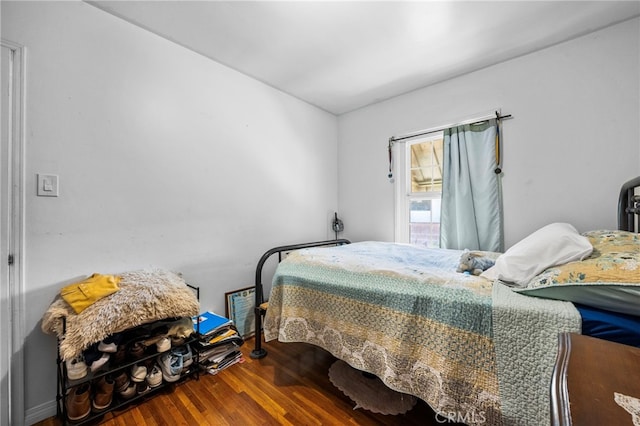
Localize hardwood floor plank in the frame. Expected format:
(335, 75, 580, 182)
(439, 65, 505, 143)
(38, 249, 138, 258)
(233, 392, 281, 426)
(222, 371, 280, 425)
(216, 366, 294, 424)
(125, 409, 148, 426)
(35, 338, 458, 426)
(170, 387, 206, 426)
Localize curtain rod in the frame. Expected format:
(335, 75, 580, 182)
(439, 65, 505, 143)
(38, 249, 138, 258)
(389, 111, 512, 144)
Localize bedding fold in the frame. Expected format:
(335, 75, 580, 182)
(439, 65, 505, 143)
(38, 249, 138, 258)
(492, 282, 581, 425)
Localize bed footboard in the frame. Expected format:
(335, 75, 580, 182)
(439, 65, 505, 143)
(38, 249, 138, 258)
(250, 238, 350, 359)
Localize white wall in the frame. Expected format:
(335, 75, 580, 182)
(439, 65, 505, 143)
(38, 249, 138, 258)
(338, 17, 640, 248)
(1, 1, 338, 422)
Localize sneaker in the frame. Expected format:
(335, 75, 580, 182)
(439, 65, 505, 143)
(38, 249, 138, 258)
(65, 356, 87, 381)
(118, 382, 136, 400)
(136, 381, 151, 395)
(172, 345, 193, 368)
(90, 352, 110, 372)
(65, 383, 91, 422)
(158, 351, 183, 383)
(92, 376, 114, 412)
(98, 340, 117, 353)
(82, 343, 102, 365)
(142, 334, 163, 347)
(131, 364, 147, 382)
(146, 364, 163, 388)
(156, 337, 171, 353)
(166, 317, 194, 338)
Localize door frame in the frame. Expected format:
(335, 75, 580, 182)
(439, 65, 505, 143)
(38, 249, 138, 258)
(1, 38, 26, 426)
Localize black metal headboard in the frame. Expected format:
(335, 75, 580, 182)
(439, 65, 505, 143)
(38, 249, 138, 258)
(618, 176, 640, 232)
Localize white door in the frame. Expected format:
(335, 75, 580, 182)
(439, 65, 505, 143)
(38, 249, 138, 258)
(1, 40, 24, 426)
(1, 42, 13, 426)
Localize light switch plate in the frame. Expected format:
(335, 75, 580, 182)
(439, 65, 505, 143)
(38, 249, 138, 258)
(37, 174, 59, 197)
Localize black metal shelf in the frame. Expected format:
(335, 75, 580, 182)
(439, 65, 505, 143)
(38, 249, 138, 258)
(56, 284, 200, 425)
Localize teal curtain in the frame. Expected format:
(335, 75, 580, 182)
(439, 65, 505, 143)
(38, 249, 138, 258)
(440, 119, 503, 252)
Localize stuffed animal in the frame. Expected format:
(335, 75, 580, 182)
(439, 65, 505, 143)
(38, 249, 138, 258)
(456, 249, 496, 276)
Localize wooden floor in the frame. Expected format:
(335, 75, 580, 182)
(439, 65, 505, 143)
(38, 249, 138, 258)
(37, 338, 459, 425)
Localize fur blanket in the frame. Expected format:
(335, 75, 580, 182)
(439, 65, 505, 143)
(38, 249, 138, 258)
(42, 269, 200, 361)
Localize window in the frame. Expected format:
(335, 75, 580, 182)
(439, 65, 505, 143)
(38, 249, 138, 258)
(394, 132, 444, 248)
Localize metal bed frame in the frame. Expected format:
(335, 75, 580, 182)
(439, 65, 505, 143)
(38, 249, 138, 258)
(250, 238, 351, 359)
(618, 176, 640, 233)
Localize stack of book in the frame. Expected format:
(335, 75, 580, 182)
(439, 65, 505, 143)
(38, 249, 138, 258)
(192, 311, 244, 375)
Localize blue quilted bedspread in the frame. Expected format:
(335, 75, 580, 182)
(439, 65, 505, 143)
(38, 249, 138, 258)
(264, 242, 580, 425)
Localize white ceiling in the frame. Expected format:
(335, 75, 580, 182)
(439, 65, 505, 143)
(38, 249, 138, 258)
(88, 1, 640, 115)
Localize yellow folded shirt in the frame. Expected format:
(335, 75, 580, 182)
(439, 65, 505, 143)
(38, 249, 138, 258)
(60, 273, 121, 314)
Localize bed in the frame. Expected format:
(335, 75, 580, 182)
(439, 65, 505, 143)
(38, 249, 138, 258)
(252, 176, 640, 425)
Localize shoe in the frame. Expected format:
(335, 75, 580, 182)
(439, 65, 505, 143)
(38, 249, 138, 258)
(146, 364, 163, 388)
(112, 371, 130, 393)
(158, 351, 183, 383)
(82, 343, 102, 365)
(172, 345, 193, 368)
(121, 327, 151, 347)
(112, 344, 127, 365)
(170, 335, 186, 347)
(183, 347, 193, 368)
(92, 375, 114, 412)
(65, 383, 91, 422)
(118, 382, 136, 400)
(98, 340, 117, 353)
(65, 356, 87, 381)
(128, 341, 146, 361)
(142, 334, 164, 347)
(167, 317, 194, 339)
(142, 357, 156, 371)
(136, 381, 151, 395)
(148, 321, 170, 337)
(156, 337, 171, 353)
(90, 352, 110, 372)
(131, 364, 147, 382)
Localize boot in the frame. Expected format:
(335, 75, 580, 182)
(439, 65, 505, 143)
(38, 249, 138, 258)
(112, 370, 130, 393)
(92, 375, 114, 412)
(66, 383, 91, 422)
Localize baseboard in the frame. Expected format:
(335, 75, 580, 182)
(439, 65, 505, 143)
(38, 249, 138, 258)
(25, 399, 56, 426)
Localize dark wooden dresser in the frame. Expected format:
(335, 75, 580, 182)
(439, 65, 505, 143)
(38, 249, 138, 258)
(551, 333, 640, 425)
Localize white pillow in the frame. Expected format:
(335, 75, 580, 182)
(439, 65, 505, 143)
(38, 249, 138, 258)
(480, 223, 593, 287)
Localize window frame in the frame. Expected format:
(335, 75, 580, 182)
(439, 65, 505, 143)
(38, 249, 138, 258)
(393, 131, 444, 246)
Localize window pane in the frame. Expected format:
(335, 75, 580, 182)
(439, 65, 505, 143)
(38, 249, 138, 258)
(409, 198, 441, 248)
(410, 138, 443, 193)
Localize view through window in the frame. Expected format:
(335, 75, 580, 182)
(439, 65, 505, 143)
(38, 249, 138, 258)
(407, 133, 443, 247)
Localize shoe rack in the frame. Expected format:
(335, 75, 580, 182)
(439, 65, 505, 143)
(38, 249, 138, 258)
(55, 284, 200, 425)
